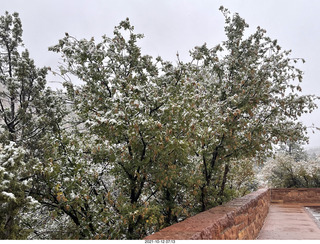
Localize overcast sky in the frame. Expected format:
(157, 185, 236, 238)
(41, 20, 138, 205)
(2, 0, 320, 148)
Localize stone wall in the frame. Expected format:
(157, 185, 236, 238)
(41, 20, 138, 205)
(271, 188, 320, 203)
(144, 188, 270, 240)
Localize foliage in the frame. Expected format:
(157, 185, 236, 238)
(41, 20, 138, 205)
(0, 12, 64, 147)
(47, 18, 197, 239)
(258, 140, 317, 188)
(0, 142, 30, 239)
(0, 7, 318, 240)
(259, 153, 320, 188)
(0, 11, 66, 239)
(226, 158, 259, 198)
(179, 6, 317, 210)
(277, 140, 309, 162)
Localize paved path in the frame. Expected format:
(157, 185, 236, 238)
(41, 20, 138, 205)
(257, 204, 320, 240)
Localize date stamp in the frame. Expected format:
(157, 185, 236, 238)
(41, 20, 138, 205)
(145, 240, 175, 244)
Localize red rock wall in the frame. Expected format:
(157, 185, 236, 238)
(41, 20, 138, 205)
(144, 188, 270, 240)
(271, 188, 320, 203)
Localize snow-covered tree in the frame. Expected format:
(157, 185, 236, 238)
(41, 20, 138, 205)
(0, 141, 34, 239)
(185, 6, 318, 210)
(49, 18, 199, 238)
(0, 12, 64, 149)
(259, 153, 320, 188)
(48, 8, 318, 239)
(277, 140, 308, 162)
(1, 6, 317, 240)
(0, 11, 66, 239)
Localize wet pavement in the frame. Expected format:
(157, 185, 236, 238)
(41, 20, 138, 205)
(257, 204, 320, 240)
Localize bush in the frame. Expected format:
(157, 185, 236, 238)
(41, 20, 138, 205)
(259, 153, 320, 188)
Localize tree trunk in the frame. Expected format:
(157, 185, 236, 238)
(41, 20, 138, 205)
(200, 185, 207, 211)
(218, 163, 230, 199)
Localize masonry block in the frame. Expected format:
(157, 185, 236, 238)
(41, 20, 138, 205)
(144, 188, 270, 240)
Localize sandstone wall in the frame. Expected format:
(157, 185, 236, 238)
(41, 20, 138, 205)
(271, 188, 320, 203)
(144, 188, 270, 240)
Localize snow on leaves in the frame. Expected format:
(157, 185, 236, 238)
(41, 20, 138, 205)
(0, 7, 318, 240)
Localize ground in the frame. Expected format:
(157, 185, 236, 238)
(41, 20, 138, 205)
(257, 203, 320, 240)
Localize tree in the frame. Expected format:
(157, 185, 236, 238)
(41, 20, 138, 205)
(259, 153, 320, 188)
(0, 142, 30, 239)
(0, 11, 65, 239)
(1, 6, 317, 239)
(48, 18, 197, 239)
(185, 6, 318, 210)
(0, 11, 64, 150)
(277, 140, 308, 162)
(48, 7, 318, 238)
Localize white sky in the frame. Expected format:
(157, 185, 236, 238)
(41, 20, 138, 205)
(1, 0, 320, 148)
